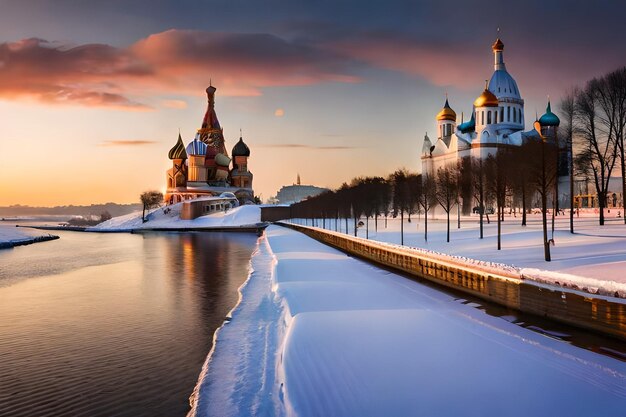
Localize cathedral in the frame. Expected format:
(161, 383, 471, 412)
(421, 37, 567, 204)
(165, 84, 254, 205)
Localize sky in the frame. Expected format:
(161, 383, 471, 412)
(1, 0, 625, 206)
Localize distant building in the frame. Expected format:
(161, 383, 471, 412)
(274, 175, 328, 205)
(574, 177, 624, 209)
(165, 84, 254, 205)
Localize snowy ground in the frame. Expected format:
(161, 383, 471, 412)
(292, 213, 626, 286)
(0, 224, 57, 248)
(90, 203, 262, 231)
(191, 225, 626, 417)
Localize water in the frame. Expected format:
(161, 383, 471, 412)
(0, 230, 259, 417)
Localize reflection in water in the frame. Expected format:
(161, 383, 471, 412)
(0, 231, 259, 417)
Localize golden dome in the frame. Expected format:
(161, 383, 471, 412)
(474, 82, 499, 107)
(492, 38, 504, 51)
(436, 98, 457, 121)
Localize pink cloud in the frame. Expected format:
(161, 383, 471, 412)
(0, 30, 361, 109)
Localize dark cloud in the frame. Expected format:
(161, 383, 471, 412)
(1, 1, 625, 109)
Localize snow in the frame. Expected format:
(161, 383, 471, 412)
(90, 203, 262, 231)
(191, 225, 626, 417)
(0, 224, 57, 248)
(288, 214, 626, 297)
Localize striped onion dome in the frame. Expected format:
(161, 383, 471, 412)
(168, 133, 187, 160)
(186, 134, 208, 156)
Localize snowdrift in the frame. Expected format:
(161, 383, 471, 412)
(90, 203, 262, 232)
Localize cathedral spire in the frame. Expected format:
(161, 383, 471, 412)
(203, 84, 219, 130)
(492, 37, 505, 71)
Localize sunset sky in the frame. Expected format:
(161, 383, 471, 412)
(1, 0, 625, 206)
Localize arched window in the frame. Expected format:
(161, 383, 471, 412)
(481, 111, 484, 125)
(487, 111, 492, 124)
(507, 106, 511, 122)
(494, 111, 498, 124)
(500, 107, 504, 123)
(518, 108, 522, 124)
(513, 107, 517, 123)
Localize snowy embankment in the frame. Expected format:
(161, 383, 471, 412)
(90, 203, 262, 232)
(290, 216, 626, 298)
(191, 225, 626, 417)
(0, 225, 58, 249)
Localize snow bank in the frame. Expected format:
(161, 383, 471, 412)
(0, 225, 58, 248)
(90, 203, 262, 232)
(193, 225, 626, 417)
(522, 268, 626, 298)
(189, 233, 283, 417)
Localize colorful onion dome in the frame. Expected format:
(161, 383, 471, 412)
(458, 111, 476, 133)
(539, 101, 560, 127)
(232, 136, 251, 157)
(168, 133, 187, 160)
(436, 99, 457, 121)
(185, 134, 208, 156)
(474, 81, 499, 107)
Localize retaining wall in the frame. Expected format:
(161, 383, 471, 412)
(279, 222, 626, 341)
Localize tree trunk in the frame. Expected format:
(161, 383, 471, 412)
(542, 140, 551, 261)
(599, 192, 605, 226)
(400, 211, 404, 245)
(569, 134, 575, 232)
(142, 205, 146, 223)
(424, 209, 428, 242)
(446, 210, 450, 242)
(497, 205, 501, 250)
(622, 159, 626, 225)
(366, 216, 369, 239)
(354, 216, 357, 237)
(521, 184, 527, 226)
(375, 215, 378, 232)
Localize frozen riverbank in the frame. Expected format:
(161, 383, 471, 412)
(191, 225, 626, 417)
(90, 204, 263, 232)
(0, 225, 58, 249)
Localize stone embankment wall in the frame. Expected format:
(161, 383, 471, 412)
(279, 223, 626, 341)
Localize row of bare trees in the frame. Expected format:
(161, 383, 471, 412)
(290, 137, 559, 252)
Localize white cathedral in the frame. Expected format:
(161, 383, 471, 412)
(421, 37, 564, 192)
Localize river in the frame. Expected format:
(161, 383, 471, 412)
(0, 230, 259, 417)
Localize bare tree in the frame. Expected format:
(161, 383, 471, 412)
(140, 191, 164, 222)
(419, 174, 436, 242)
(390, 169, 410, 245)
(596, 68, 626, 223)
(434, 166, 459, 243)
(559, 88, 578, 233)
(575, 79, 619, 225)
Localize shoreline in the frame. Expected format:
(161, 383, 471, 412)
(0, 234, 59, 249)
(19, 223, 269, 234)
